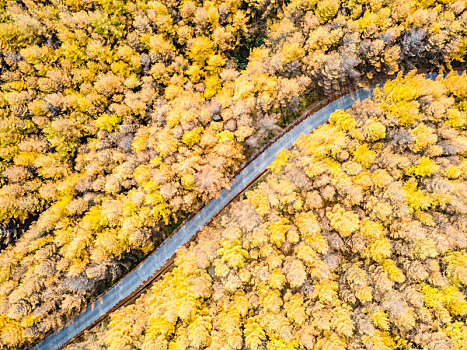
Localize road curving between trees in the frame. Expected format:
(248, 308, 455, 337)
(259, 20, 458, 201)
(33, 73, 440, 350)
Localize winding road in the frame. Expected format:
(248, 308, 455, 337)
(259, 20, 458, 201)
(33, 75, 432, 349)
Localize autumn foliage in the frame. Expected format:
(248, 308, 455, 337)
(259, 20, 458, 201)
(0, 0, 466, 347)
(66, 73, 466, 350)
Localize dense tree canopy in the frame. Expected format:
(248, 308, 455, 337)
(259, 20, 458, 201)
(66, 72, 466, 350)
(0, 0, 466, 347)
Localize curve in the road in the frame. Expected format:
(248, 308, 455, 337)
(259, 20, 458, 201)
(32, 73, 439, 350)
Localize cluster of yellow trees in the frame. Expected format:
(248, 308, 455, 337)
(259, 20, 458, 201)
(0, 0, 466, 346)
(66, 72, 466, 350)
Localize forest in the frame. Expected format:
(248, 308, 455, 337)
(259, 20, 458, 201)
(66, 72, 467, 350)
(0, 0, 466, 348)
